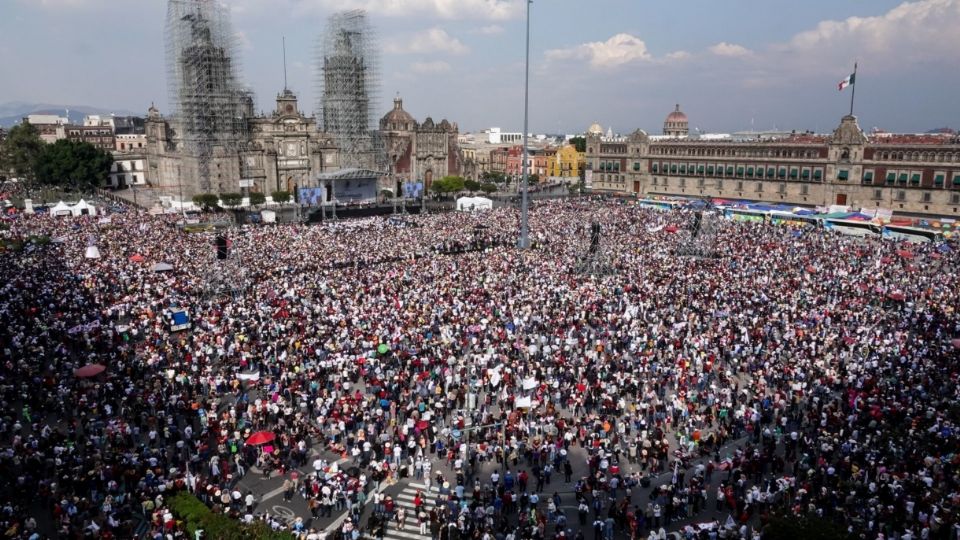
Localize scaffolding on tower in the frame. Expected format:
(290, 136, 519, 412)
(315, 10, 386, 171)
(165, 0, 252, 194)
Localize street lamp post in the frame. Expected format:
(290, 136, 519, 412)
(518, 0, 532, 250)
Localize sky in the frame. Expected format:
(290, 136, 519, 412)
(1, 0, 958, 135)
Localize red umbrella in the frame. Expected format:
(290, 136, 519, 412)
(129, 254, 145, 263)
(952, 339, 960, 349)
(416, 420, 430, 431)
(857, 283, 870, 291)
(880, 257, 893, 264)
(245, 431, 276, 446)
(805, 265, 817, 274)
(931, 253, 942, 260)
(887, 292, 905, 301)
(74, 364, 106, 378)
(664, 225, 679, 233)
(897, 250, 914, 259)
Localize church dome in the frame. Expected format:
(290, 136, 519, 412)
(587, 122, 603, 135)
(665, 104, 687, 123)
(381, 96, 415, 130)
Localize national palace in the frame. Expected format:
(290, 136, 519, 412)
(586, 106, 960, 216)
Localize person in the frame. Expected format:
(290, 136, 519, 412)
(395, 506, 407, 531)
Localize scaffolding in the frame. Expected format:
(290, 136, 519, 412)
(165, 0, 250, 193)
(574, 220, 616, 276)
(675, 210, 720, 259)
(316, 10, 385, 170)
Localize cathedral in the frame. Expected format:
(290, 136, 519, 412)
(380, 95, 463, 194)
(144, 89, 340, 196)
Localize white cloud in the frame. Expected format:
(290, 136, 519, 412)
(546, 33, 652, 69)
(664, 51, 692, 62)
(300, 0, 523, 21)
(411, 60, 451, 73)
(388, 28, 468, 55)
(235, 31, 253, 51)
(708, 42, 751, 57)
(780, 0, 960, 65)
(473, 25, 505, 35)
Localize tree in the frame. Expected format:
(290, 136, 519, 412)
(528, 173, 540, 184)
(1, 123, 44, 194)
(192, 193, 219, 210)
(431, 176, 465, 195)
(480, 182, 497, 194)
(34, 139, 113, 193)
(248, 191, 266, 206)
(464, 179, 482, 191)
(220, 192, 243, 207)
(569, 136, 586, 153)
(271, 190, 291, 203)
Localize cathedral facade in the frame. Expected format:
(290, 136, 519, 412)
(379, 96, 463, 193)
(144, 89, 340, 196)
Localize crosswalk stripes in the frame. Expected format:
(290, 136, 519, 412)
(380, 481, 438, 540)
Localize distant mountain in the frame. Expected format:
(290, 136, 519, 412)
(0, 102, 143, 128)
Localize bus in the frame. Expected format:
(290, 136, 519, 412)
(882, 224, 944, 243)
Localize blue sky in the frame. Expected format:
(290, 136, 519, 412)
(1, 0, 958, 134)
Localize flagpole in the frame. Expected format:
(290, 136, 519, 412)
(849, 62, 857, 116)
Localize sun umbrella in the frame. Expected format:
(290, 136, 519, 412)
(897, 250, 914, 259)
(151, 262, 174, 272)
(74, 364, 106, 378)
(377, 344, 390, 354)
(416, 420, 430, 431)
(246, 431, 275, 446)
(951, 338, 960, 349)
(887, 292, 905, 301)
(664, 225, 679, 233)
(129, 254, 145, 263)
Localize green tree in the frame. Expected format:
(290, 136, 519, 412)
(192, 193, 219, 210)
(1, 123, 44, 194)
(464, 179, 482, 191)
(220, 192, 243, 207)
(271, 190, 291, 203)
(33, 139, 113, 192)
(248, 191, 266, 206)
(528, 173, 540, 184)
(480, 182, 497, 194)
(431, 176, 465, 195)
(569, 136, 586, 153)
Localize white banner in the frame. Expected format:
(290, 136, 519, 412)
(522, 377, 538, 390)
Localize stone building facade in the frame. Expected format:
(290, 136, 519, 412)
(143, 88, 339, 196)
(586, 110, 960, 216)
(379, 96, 462, 192)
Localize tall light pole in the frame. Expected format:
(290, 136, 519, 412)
(518, 0, 532, 249)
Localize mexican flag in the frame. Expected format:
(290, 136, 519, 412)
(838, 72, 855, 91)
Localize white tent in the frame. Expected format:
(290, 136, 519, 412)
(261, 209, 277, 223)
(50, 201, 73, 217)
(456, 196, 493, 211)
(71, 199, 97, 217)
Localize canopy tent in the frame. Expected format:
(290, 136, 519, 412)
(50, 201, 73, 217)
(70, 199, 97, 217)
(151, 262, 174, 272)
(261, 209, 276, 224)
(456, 197, 493, 211)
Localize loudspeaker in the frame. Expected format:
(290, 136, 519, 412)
(589, 222, 601, 254)
(215, 235, 228, 260)
(691, 212, 703, 239)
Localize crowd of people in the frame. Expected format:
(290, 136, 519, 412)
(0, 195, 958, 540)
